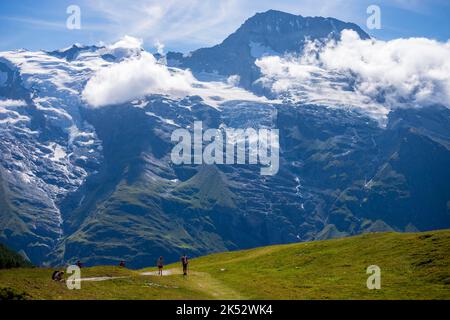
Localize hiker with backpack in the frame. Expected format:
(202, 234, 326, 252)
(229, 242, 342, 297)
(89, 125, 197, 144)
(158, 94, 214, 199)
(181, 254, 189, 276)
(157, 256, 164, 276)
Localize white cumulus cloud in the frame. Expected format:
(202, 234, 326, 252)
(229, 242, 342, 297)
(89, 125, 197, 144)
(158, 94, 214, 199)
(256, 30, 450, 123)
(105, 35, 144, 59)
(82, 39, 269, 108)
(83, 51, 193, 107)
(154, 40, 165, 55)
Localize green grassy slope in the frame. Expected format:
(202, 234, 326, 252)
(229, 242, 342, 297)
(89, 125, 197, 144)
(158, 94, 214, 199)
(1, 230, 449, 300)
(192, 230, 450, 299)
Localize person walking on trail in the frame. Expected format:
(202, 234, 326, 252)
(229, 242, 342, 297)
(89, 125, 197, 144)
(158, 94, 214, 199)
(157, 256, 164, 276)
(181, 254, 189, 276)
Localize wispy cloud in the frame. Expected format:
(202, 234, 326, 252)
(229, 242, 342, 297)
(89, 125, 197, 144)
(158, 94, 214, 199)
(84, 0, 242, 49)
(81, 0, 365, 51)
(86, 0, 446, 51)
(0, 16, 65, 30)
(0, 15, 112, 33)
(386, 0, 449, 15)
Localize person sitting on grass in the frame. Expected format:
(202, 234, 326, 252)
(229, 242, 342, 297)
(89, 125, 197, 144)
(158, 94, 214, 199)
(157, 256, 164, 276)
(51, 270, 65, 282)
(181, 254, 189, 276)
(119, 260, 126, 268)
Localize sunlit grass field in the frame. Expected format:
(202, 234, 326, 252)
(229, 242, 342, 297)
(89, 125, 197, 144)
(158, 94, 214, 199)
(1, 230, 449, 300)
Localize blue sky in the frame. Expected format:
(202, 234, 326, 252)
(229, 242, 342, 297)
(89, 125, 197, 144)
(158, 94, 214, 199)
(1, 0, 449, 53)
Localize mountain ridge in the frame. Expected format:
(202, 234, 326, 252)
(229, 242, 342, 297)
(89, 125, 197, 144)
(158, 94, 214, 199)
(166, 9, 370, 89)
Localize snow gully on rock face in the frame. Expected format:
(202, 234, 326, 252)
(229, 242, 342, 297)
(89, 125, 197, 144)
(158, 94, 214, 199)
(0, 49, 105, 265)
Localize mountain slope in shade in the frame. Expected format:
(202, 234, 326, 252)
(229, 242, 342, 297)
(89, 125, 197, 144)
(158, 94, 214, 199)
(0, 242, 33, 269)
(173, 165, 237, 209)
(49, 100, 450, 268)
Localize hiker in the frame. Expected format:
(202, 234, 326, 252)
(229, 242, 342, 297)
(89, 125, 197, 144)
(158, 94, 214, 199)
(52, 270, 65, 282)
(157, 256, 164, 276)
(181, 254, 189, 276)
(76, 260, 83, 268)
(119, 260, 126, 268)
